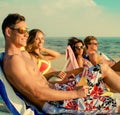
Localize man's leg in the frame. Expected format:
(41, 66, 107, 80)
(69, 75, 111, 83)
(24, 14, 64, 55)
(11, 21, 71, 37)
(101, 63, 120, 92)
(112, 61, 120, 71)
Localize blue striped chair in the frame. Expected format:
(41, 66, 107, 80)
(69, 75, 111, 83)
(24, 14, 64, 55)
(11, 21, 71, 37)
(0, 52, 46, 115)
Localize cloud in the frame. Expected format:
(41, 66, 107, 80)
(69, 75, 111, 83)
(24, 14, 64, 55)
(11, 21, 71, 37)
(0, 0, 120, 37)
(32, 0, 106, 36)
(39, 0, 101, 16)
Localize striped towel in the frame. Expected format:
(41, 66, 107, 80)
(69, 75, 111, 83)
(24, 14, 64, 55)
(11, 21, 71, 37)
(0, 52, 45, 115)
(65, 45, 79, 71)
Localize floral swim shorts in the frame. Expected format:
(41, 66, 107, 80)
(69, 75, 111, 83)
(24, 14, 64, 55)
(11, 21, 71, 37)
(42, 64, 117, 115)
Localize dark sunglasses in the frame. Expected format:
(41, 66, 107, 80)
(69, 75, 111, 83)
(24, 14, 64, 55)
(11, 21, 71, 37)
(75, 46, 84, 50)
(10, 27, 28, 34)
(89, 42, 98, 45)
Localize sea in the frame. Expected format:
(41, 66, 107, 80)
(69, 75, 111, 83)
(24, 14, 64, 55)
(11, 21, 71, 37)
(0, 36, 120, 57)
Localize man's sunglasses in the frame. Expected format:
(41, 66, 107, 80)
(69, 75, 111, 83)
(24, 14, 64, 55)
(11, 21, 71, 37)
(75, 46, 84, 50)
(10, 27, 28, 34)
(89, 42, 98, 45)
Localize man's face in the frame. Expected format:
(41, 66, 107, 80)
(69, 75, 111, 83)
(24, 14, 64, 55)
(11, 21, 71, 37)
(9, 21, 29, 48)
(88, 40, 98, 51)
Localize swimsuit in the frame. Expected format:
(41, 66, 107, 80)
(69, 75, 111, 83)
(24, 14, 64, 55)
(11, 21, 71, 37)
(37, 58, 51, 75)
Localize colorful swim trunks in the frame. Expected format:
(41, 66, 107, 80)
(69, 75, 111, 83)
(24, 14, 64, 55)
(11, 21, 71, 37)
(42, 64, 117, 115)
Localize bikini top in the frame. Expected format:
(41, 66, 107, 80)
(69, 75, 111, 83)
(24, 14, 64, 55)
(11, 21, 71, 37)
(37, 58, 51, 75)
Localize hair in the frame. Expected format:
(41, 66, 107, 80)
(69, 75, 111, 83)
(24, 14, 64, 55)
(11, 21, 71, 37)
(25, 29, 44, 58)
(84, 36, 97, 49)
(68, 37, 84, 58)
(2, 13, 25, 36)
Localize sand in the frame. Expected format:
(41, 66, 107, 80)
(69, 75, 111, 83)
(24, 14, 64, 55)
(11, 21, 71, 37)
(51, 55, 66, 71)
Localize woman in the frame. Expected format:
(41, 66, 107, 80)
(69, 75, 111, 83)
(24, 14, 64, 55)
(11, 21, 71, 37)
(25, 29, 83, 82)
(25, 29, 62, 79)
(67, 37, 92, 68)
(66, 37, 93, 86)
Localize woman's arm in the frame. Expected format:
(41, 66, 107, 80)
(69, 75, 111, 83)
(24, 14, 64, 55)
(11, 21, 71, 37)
(76, 56, 84, 67)
(40, 48, 61, 60)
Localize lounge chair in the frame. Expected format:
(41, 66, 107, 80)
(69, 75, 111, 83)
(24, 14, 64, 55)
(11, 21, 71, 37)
(0, 52, 45, 115)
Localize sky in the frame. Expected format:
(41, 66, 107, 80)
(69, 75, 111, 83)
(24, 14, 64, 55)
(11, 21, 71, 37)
(0, 0, 120, 37)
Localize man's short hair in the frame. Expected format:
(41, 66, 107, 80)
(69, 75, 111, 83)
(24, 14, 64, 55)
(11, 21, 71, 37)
(84, 36, 97, 49)
(2, 13, 25, 36)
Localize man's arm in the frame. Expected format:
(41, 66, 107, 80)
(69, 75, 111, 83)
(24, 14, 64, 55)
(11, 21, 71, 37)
(4, 55, 88, 107)
(89, 53, 100, 65)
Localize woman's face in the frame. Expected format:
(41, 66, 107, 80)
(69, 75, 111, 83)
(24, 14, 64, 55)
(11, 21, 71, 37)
(87, 40, 98, 51)
(75, 42, 84, 56)
(34, 32, 44, 49)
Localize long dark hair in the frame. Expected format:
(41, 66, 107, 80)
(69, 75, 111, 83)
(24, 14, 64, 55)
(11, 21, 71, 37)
(68, 37, 84, 58)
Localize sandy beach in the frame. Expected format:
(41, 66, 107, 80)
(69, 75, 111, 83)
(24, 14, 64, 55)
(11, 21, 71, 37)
(51, 55, 67, 71)
(51, 54, 120, 71)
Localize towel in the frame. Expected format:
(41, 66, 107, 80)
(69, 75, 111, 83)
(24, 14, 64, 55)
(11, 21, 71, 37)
(0, 52, 45, 115)
(65, 45, 79, 71)
(42, 64, 117, 115)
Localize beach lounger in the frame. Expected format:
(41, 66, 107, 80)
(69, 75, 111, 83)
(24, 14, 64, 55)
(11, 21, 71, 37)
(0, 52, 45, 115)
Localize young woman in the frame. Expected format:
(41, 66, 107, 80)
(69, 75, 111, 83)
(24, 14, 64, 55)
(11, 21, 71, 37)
(25, 30, 83, 81)
(25, 29, 61, 78)
(67, 37, 92, 68)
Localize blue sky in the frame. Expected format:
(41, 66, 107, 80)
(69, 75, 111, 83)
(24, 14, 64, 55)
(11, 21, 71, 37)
(0, 0, 120, 37)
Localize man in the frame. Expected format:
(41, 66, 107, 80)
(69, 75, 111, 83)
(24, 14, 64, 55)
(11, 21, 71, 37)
(84, 35, 120, 71)
(2, 13, 120, 114)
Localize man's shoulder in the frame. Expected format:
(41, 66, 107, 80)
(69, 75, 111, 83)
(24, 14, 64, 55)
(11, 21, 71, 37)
(4, 54, 24, 67)
(89, 52, 97, 57)
(7, 54, 22, 61)
(21, 50, 31, 58)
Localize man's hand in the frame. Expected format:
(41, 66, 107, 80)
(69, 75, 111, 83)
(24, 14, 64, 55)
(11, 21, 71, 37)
(76, 86, 89, 98)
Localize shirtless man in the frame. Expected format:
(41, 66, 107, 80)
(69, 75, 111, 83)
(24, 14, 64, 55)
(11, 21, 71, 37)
(84, 35, 120, 71)
(2, 13, 120, 114)
(2, 13, 88, 109)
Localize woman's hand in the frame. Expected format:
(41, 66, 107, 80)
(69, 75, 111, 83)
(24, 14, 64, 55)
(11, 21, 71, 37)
(57, 71, 67, 79)
(58, 73, 75, 84)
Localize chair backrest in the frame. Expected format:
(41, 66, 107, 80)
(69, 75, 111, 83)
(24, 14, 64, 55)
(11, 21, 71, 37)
(0, 52, 44, 115)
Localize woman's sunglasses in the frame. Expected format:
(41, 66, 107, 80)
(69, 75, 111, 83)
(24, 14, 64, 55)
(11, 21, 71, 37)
(75, 46, 84, 50)
(10, 27, 28, 34)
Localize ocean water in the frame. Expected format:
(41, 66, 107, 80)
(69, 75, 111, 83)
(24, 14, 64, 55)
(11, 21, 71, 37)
(0, 36, 120, 57)
(44, 37, 120, 57)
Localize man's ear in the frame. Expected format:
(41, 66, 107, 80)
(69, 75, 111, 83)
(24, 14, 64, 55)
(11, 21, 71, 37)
(5, 27, 11, 38)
